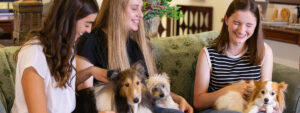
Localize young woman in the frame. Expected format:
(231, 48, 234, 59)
(11, 0, 100, 113)
(193, 0, 273, 113)
(75, 0, 193, 113)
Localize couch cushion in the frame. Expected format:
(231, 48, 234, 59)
(273, 63, 300, 113)
(0, 46, 20, 113)
(151, 31, 219, 104)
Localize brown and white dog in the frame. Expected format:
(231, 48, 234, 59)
(215, 80, 287, 113)
(94, 62, 153, 113)
(72, 62, 153, 113)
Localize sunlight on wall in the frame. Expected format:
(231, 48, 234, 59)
(0, 2, 13, 9)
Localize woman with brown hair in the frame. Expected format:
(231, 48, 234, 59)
(75, 0, 193, 113)
(11, 0, 100, 113)
(193, 0, 273, 112)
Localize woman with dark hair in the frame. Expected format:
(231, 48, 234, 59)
(11, 0, 100, 113)
(193, 0, 273, 112)
(75, 0, 193, 113)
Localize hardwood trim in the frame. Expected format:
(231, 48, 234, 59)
(263, 27, 300, 46)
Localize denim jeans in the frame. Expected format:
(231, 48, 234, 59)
(153, 106, 184, 113)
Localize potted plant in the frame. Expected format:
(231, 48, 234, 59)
(143, 0, 184, 37)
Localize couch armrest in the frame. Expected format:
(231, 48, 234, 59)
(296, 95, 300, 113)
(272, 63, 300, 113)
(0, 88, 7, 113)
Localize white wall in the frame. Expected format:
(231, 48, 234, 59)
(265, 40, 300, 69)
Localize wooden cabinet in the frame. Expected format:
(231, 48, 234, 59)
(0, 16, 14, 39)
(263, 27, 300, 46)
(269, 0, 300, 5)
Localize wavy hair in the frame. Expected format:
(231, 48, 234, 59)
(210, 0, 264, 65)
(94, 0, 157, 76)
(19, 0, 99, 88)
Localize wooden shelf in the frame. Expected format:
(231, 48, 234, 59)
(263, 27, 300, 46)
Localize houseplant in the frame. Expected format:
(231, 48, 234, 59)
(143, 0, 184, 37)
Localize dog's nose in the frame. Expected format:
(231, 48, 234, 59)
(133, 98, 139, 103)
(160, 93, 165, 98)
(264, 98, 269, 104)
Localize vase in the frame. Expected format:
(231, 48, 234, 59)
(145, 16, 160, 38)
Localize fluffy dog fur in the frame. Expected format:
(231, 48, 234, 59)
(73, 62, 153, 113)
(147, 73, 179, 110)
(214, 81, 287, 113)
(245, 81, 287, 113)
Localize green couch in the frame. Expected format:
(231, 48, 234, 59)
(0, 31, 300, 113)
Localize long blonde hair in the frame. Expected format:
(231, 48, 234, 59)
(93, 0, 157, 76)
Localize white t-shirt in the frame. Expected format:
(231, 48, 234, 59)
(11, 40, 76, 113)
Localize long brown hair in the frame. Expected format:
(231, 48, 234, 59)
(93, 0, 157, 76)
(18, 0, 98, 88)
(210, 0, 264, 65)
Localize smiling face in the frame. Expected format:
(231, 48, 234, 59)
(125, 0, 143, 31)
(225, 10, 257, 46)
(75, 13, 97, 40)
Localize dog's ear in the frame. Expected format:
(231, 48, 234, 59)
(109, 69, 121, 81)
(278, 82, 288, 92)
(132, 61, 145, 75)
(277, 82, 288, 112)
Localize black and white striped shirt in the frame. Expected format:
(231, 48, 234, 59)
(205, 47, 261, 92)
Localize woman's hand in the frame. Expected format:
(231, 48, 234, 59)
(178, 97, 194, 113)
(90, 66, 109, 83)
(224, 82, 254, 100)
(259, 105, 279, 113)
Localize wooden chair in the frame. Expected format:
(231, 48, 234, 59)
(158, 5, 213, 37)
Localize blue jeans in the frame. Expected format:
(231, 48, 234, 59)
(198, 108, 241, 113)
(198, 108, 265, 113)
(153, 106, 184, 113)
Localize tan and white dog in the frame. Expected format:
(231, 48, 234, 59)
(147, 73, 179, 110)
(215, 80, 287, 113)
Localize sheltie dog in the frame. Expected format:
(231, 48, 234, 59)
(73, 62, 153, 113)
(146, 73, 179, 110)
(215, 80, 287, 113)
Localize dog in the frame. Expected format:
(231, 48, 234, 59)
(245, 81, 287, 113)
(72, 62, 153, 113)
(94, 62, 153, 113)
(146, 73, 179, 110)
(215, 80, 287, 113)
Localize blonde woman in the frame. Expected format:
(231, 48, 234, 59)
(75, 0, 193, 113)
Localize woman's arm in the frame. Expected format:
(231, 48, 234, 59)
(76, 55, 108, 90)
(193, 49, 226, 110)
(22, 67, 48, 113)
(76, 55, 95, 90)
(170, 92, 193, 113)
(260, 43, 273, 81)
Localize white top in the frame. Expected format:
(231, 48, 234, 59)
(11, 40, 76, 113)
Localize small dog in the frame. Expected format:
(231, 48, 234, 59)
(215, 80, 287, 113)
(94, 62, 153, 113)
(147, 73, 179, 110)
(245, 81, 287, 113)
(73, 62, 153, 113)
